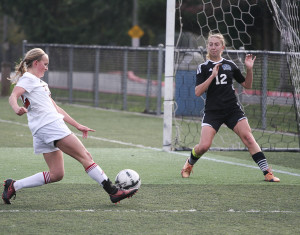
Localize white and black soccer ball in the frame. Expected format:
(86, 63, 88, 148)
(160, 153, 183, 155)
(115, 169, 141, 190)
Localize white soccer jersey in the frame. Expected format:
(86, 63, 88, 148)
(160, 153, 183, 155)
(16, 72, 64, 135)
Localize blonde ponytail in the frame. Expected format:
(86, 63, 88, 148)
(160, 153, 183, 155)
(8, 48, 46, 84)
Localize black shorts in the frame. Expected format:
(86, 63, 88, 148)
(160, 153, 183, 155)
(202, 105, 246, 132)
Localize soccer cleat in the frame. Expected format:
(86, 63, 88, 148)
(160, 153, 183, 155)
(2, 179, 16, 204)
(181, 158, 193, 178)
(264, 169, 280, 182)
(110, 188, 138, 204)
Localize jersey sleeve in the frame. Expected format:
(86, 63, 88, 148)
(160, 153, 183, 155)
(16, 76, 37, 93)
(195, 64, 206, 86)
(233, 64, 245, 84)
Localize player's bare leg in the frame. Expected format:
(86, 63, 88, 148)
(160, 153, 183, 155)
(55, 133, 94, 168)
(181, 126, 216, 178)
(43, 150, 65, 182)
(234, 119, 280, 182)
(55, 133, 138, 202)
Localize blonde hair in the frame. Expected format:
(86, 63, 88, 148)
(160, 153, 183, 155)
(9, 48, 46, 84)
(206, 32, 226, 60)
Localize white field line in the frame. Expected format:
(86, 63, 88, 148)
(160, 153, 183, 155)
(83, 134, 300, 177)
(0, 119, 28, 127)
(1, 118, 300, 177)
(0, 209, 298, 214)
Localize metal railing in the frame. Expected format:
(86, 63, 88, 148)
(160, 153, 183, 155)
(23, 41, 164, 115)
(23, 41, 297, 123)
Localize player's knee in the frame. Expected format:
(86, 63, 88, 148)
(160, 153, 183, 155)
(201, 145, 210, 153)
(195, 144, 210, 154)
(51, 172, 64, 182)
(242, 134, 256, 146)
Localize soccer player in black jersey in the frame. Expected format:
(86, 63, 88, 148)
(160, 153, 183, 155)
(181, 33, 280, 182)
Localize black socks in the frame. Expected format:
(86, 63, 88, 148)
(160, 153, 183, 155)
(252, 152, 269, 175)
(102, 179, 118, 194)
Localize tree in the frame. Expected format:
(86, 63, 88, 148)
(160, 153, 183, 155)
(139, 0, 166, 46)
(0, 0, 285, 49)
(0, 0, 134, 45)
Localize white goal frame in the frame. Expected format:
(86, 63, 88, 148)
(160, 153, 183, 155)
(163, 0, 176, 151)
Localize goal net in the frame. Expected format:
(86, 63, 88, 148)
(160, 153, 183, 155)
(267, 0, 300, 139)
(170, 0, 300, 152)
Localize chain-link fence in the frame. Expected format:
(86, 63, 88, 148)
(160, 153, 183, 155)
(23, 41, 165, 115)
(21, 42, 299, 148)
(173, 48, 299, 151)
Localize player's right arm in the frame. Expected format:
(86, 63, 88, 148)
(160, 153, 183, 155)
(195, 63, 221, 97)
(51, 98, 95, 138)
(9, 86, 28, 116)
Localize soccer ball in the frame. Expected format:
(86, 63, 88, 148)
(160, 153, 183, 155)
(115, 169, 141, 190)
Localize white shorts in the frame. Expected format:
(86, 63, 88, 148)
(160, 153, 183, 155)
(33, 119, 72, 154)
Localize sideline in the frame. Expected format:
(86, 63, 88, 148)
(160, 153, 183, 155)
(1, 118, 300, 177)
(0, 209, 298, 214)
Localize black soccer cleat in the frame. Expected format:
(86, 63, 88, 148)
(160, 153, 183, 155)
(110, 188, 138, 204)
(2, 179, 16, 204)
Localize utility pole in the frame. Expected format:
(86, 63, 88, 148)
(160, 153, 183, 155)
(132, 0, 138, 47)
(128, 0, 144, 47)
(133, 0, 138, 26)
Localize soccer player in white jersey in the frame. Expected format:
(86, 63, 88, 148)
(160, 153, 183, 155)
(2, 48, 137, 204)
(181, 33, 280, 182)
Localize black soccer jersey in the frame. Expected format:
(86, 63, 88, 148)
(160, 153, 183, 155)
(196, 58, 245, 111)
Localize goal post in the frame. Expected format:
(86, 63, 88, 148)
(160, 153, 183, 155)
(163, 0, 176, 151)
(162, 0, 300, 152)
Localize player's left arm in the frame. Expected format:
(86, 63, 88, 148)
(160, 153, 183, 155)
(241, 54, 256, 89)
(51, 98, 95, 138)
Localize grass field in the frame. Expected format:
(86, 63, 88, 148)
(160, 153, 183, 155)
(0, 97, 299, 235)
